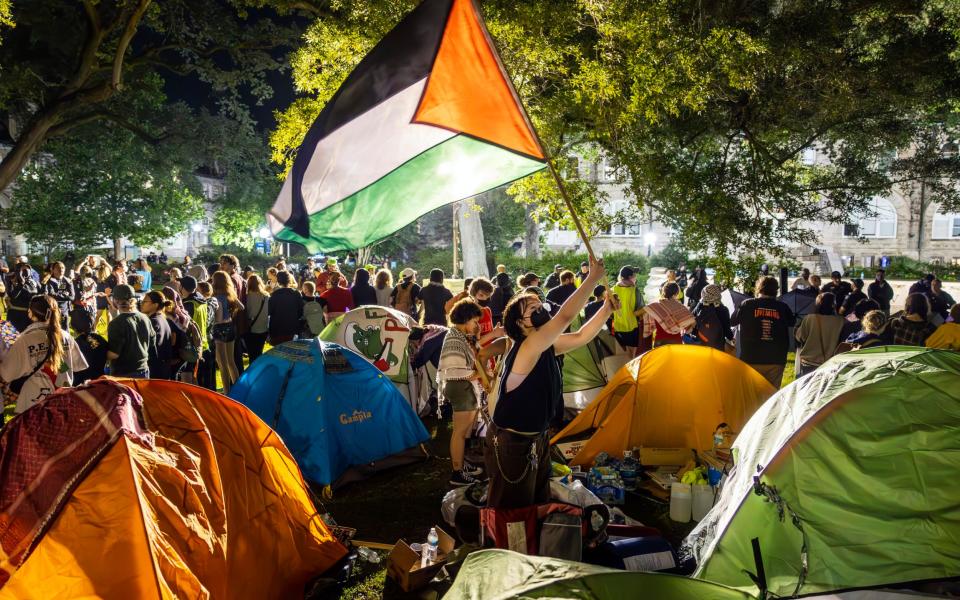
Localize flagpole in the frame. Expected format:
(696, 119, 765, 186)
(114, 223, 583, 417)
(470, 0, 596, 261)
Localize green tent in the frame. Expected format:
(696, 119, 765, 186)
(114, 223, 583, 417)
(562, 315, 624, 412)
(443, 550, 754, 600)
(685, 346, 960, 597)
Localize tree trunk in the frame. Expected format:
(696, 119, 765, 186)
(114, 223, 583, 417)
(113, 238, 123, 261)
(524, 203, 541, 259)
(457, 198, 489, 279)
(0, 111, 61, 194)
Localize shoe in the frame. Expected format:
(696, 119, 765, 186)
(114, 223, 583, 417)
(449, 469, 479, 487)
(462, 461, 484, 476)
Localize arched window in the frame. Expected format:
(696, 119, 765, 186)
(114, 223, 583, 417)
(932, 206, 960, 239)
(843, 197, 897, 238)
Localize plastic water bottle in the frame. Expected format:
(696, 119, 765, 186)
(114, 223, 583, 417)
(619, 450, 639, 491)
(421, 527, 439, 567)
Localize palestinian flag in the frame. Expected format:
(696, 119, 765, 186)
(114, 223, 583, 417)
(267, 0, 547, 252)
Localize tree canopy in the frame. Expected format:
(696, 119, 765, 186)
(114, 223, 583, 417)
(0, 0, 305, 192)
(273, 0, 960, 259)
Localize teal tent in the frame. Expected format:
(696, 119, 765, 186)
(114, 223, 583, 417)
(685, 346, 960, 597)
(443, 550, 754, 600)
(229, 339, 429, 489)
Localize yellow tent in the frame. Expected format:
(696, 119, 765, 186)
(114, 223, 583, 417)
(552, 345, 775, 466)
(0, 379, 346, 599)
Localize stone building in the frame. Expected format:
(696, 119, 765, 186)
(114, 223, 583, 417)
(543, 147, 960, 272)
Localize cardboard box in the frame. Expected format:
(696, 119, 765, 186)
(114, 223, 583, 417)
(556, 439, 586, 460)
(386, 526, 455, 592)
(637, 447, 694, 467)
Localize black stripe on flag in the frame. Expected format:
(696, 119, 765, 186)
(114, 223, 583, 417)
(287, 0, 454, 237)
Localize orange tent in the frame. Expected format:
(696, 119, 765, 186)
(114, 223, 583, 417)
(0, 379, 346, 599)
(552, 345, 775, 466)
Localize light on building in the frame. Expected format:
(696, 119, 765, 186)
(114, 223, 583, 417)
(644, 232, 657, 248)
(191, 222, 203, 233)
(259, 227, 271, 239)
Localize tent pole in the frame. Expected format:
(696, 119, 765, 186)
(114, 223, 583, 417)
(544, 155, 595, 260)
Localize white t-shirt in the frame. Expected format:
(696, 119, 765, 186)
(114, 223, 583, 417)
(0, 322, 88, 413)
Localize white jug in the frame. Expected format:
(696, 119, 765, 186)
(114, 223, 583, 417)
(691, 484, 714, 521)
(669, 483, 692, 523)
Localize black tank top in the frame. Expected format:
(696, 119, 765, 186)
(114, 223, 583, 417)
(493, 341, 562, 433)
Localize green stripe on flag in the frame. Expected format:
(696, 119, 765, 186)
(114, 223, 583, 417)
(276, 135, 544, 252)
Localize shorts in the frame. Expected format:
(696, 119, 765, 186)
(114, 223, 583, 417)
(444, 379, 478, 412)
(614, 328, 640, 348)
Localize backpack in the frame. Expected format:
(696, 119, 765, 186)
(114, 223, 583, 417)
(394, 283, 414, 315)
(180, 320, 202, 363)
(302, 300, 326, 337)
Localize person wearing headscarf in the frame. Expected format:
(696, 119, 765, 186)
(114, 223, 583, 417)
(642, 282, 696, 348)
(691, 284, 733, 351)
(161, 286, 192, 332)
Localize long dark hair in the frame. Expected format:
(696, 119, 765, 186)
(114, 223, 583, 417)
(503, 292, 538, 342)
(29, 295, 64, 369)
(815, 292, 836, 315)
(354, 268, 370, 287)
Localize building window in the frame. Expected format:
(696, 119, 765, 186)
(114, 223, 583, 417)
(932, 210, 960, 239)
(801, 148, 816, 166)
(844, 197, 897, 238)
(611, 223, 625, 235)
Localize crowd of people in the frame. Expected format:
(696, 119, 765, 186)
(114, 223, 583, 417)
(1, 251, 958, 504)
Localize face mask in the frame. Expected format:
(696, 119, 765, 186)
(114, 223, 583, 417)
(529, 306, 551, 328)
(477, 298, 489, 307)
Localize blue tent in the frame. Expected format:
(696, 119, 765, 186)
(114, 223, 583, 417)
(230, 339, 430, 488)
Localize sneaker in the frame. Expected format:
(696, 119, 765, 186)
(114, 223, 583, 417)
(462, 461, 484, 476)
(449, 469, 479, 487)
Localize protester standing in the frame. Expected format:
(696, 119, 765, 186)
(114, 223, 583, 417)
(489, 273, 514, 327)
(610, 266, 645, 356)
(486, 256, 615, 508)
(351, 268, 379, 307)
(545, 271, 577, 311)
(106, 284, 155, 379)
(211, 271, 243, 394)
(70, 309, 108, 384)
(839, 278, 867, 316)
(732, 276, 796, 388)
(268, 270, 303, 345)
(685, 268, 709, 309)
(420, 269, 454, 326)
(245, 275, 270, 362)
(391, 268, 422, 319)
(544, 265, 563, 290)
(821, 271, 852, 311)
(691, 284, 733, 351)
(868, 269, 895, 313)
(320, 272, 354, 320)
(6, 262, 40, 332)
(374, 269, 394, 307)
(1, 295, 87, 413)
(795, 292, 845, 376)
(575, 261, 590, 287)
(44, 261, 74, 330)
(438, 298, 486, 486)
(140, 290, 174, 380)
(643, 282, 695, 348)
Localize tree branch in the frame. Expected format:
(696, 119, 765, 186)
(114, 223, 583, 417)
(112, 0, 153, 91)
(47, 109, 167, 145)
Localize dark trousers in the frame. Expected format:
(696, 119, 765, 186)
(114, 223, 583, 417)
(114, 369, 149, 379)
(233, 336, 245, 376)
(198, 349, 217, 391)
(245, 332, 268, 363)
(484, 424, 550, 509)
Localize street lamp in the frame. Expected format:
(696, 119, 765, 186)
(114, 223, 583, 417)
(644, 231, 657, 257)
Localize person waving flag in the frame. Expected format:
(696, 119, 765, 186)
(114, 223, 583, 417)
(268, 0, 548, 252)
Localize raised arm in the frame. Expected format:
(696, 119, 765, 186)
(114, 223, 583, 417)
(554, 294, 620, 355)
(512, 257, 606, 374)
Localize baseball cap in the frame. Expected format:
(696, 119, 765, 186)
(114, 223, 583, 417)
(554, 264, 563, 270)
(401, 267, 415, 279)
(17, 255, 28, 264)
(327, 258, 337, 266)
(619, 266, 635, 279)
(179, 275, 198, 292)
(580, 261, 589, 267)
(112, 284, 135, 302)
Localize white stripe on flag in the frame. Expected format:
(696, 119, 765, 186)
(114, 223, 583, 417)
(269, 78, 455, 230)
